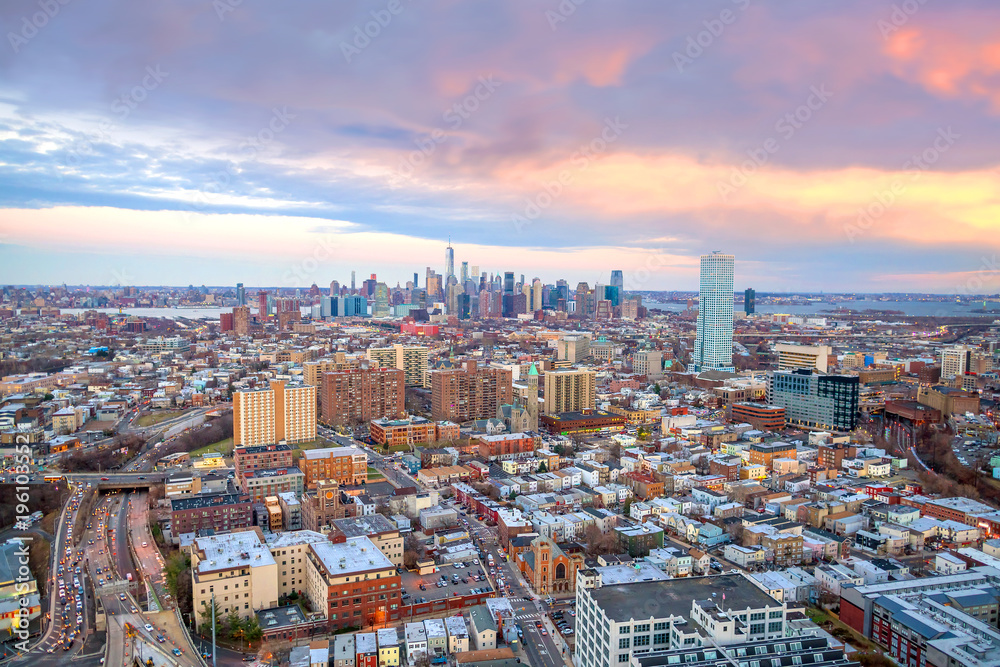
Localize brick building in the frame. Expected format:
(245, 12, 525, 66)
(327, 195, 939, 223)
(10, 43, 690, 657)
(430, 361, 513, 423)
(170, 492, 252, 536)
(234, 444, 294, 477)
(301, 446, 368, 488)
(475, 433, 534, 461)
(301, 480, 354, 532)
(239, 466, 305, 503)
(731, 403, 786, 431)
(320, 368, 405, 427)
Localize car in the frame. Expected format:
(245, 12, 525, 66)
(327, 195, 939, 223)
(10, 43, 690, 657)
(541, 629, 548, 635)
(173, 648, 182, 656)
(419, 584, 426, 591)
(157, 634, 166, 643)
(242, 656, 255, 662)
(100, 477, 109, 481)
(142, 542, 147, 548)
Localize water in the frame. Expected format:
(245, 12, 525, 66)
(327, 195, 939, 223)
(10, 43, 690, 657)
(645, 299, 997, 318)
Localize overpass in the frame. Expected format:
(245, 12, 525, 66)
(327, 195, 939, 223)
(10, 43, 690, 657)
(63, 472, 167, 491)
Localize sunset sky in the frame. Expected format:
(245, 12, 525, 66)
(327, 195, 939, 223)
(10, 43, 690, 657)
(0, 0, 998, 291)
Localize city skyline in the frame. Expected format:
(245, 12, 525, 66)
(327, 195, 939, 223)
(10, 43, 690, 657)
(2, 2, 999, 291)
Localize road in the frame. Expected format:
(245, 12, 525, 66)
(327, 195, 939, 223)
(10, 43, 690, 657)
(456, 502, 570, 667)
(11, 484, 96, 666)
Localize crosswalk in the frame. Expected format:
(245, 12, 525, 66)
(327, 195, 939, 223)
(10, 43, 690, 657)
(513, 612, 540, 621)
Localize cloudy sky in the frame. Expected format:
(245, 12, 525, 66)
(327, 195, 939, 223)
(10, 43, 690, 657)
(0, 0, 998, 292)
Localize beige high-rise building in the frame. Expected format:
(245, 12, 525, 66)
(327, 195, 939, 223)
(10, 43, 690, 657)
(775, 343, 832, 373)
(632, 350, 663, 380)
(543, 368, 596, 414)
(941, 345, 974, 379)
(367, 344, 429, 388)
(532, 278, 543, 312)
(234, 379, 316, 446)
(558, 335, 591, 363)
(302, 353, 358, 386)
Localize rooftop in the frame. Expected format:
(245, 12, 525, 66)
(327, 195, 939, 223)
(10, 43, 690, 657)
(588, 573, 782, 622)
(310, 536, 393, 575)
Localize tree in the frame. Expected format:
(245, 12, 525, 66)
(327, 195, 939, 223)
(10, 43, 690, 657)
(507, 490, 517, 501)
(226, 610, 243, 640)
(243, 616, 262, 643)
(622, 498, 633, 516)
(199, 600, 221, 633)
(537, 461, 548, 473)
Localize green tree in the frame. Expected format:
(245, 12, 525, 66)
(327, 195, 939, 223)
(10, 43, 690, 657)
(243, 616, 262, 643)
(199, 600, 221, 632)
(227, 610, 243, 640)
(537, 461, 548, 473)
(507, 490, 517, 501)
(622, 498, 633, 516)
(652, 384, 661, 395)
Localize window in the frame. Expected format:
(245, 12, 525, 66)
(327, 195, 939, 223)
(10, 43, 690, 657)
(635, 624, 650, 633)
(634, 635, 650, 647)
(750, 612, 765, 621)
(619, 625, 630, 634)
(769, 622, 783, 633)
(750, 623, 765, 635)
(619, 638, 630, 649)
(619, 655, 630, 664)
(769, 611, 783, 619)
(654, 633, 669, 645)
(654, 622, 668, 631)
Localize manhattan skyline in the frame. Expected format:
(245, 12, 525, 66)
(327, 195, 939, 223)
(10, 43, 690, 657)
(1, 1, 998, 291)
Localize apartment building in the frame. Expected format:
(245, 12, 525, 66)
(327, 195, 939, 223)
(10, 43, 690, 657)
(775, 343, 832, 373)
(170, 493, 253, 538)
(331, 514, 403, 566)
(233, 380, 317, 446)
(543, 368, 596, 414)
(574, 571, 785, 667)
(301, 446, 368, 488)
(234, 444, 294, 476)
(239, 467, 305, 503)
(320, 368, 405, 427)
(301, 480, 353, 532)
(430, 361, 513, 423)
(191, 530, 278, 631)
(303, 537, 402, 631)
(366, 345, 430, 388)
(767, 369, 859, 432)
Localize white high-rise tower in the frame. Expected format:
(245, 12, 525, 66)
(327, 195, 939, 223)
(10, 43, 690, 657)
(693, 252, 735, 372)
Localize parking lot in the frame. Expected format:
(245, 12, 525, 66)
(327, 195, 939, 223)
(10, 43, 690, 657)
(399, 560, 495, 604)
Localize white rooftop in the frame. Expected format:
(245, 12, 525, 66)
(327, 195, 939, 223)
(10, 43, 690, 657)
(310, 536, 393, 574)
(195, 531, 275, 573)
(264, 530, 327, 550)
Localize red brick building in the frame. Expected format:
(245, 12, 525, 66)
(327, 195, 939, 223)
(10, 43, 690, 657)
(234, 444, 294, 477)
(430, 361, 512, 423)
(305, 537, 402, 631)
(320, 368, 405, 427)
(731, 403, 785, 431)
(170, 493, 252, 534)
(475, 433, 534, 460)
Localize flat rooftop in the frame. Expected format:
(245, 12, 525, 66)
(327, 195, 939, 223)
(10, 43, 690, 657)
(310, 536, 393, 574)
(589, 573, 781, 622)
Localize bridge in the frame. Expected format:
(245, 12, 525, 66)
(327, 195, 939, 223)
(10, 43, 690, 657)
(63, 472, 167, 491)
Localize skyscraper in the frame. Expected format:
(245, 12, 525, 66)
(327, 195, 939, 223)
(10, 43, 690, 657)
(610, 269, 623, 290)
(351, 270, 356, 291)
(693, 252, 735, 372)
(445, 240, 455, 281)
(236, 282, 246, 306)
(745, 287, 755, 315)
(257, 290, 269, 318)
